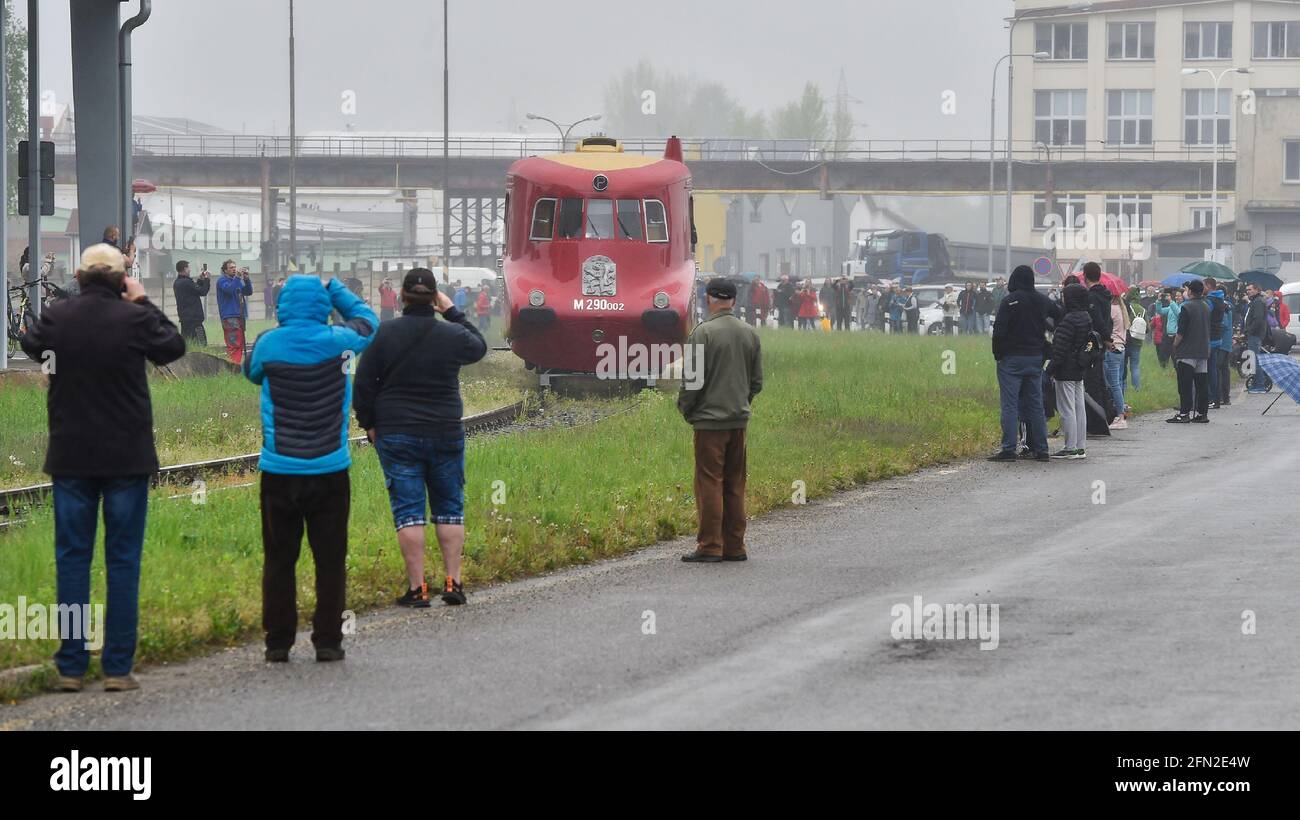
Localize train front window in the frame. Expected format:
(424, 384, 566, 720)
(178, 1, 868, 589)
(644, 199, 668, 243)
(557, 197, 584, 239)
(529, 198, 556, 241)
(586, 199, 615, 239)
(616, 200, 643, 240)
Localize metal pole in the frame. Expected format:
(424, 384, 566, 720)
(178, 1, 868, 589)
(442, 0, 450, 284)
(119, 1, 150, 239)
(1004, 17, 1017, 278)
(1, 0, 7, 370)
(989, 55, 1009, 281)
(26, 0, 40, 320)
(1210, 70, 1221, 259)
(288, 0, 297, 270)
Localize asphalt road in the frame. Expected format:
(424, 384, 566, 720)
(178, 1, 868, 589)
(4, 388, 1297, 730)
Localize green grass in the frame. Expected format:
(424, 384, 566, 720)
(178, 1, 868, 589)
(0, 331, 1179, 687)
(0, 352, 527, 487)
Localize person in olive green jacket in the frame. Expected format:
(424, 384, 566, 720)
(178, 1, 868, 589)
(678, 277, 763, 562)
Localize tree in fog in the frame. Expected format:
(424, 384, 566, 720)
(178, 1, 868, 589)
(602, 60, 764, 138)
(769, 82, 830, 142)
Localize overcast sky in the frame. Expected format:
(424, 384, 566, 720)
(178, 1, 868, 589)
(19, 0, 1016, 140)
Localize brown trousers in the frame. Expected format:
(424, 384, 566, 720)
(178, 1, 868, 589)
(693, 428, 748, 557)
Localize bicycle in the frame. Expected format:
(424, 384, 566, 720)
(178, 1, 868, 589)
(5, 275, 69, 359)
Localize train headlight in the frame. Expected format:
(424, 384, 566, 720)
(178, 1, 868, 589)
(653, 291, 670, 309)
(528, 289, 545, 307)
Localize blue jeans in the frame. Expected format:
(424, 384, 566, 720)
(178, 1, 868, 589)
(997, 356, 1047, 455)
(1104, 349, 1126, 417)
(373, 433, 466, 528)
(961, 313, 977, 334)
(52, 475, 150, 677)
(1123, 342, 1142, 391)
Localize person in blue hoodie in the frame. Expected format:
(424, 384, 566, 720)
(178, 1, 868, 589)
(243, 275, 378, 663)
(1204, 277, 1232, 409)
(215, 260, 254, 364)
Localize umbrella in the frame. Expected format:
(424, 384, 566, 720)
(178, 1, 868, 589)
(1137, 279, 1164, 290)
(1179, 260, 1234, 281)
(1161, 272, 1202, 288)
(1062, 270, 1125, 295)
(131, 178, 156, 194)
(1257, 354, 1300, 415)
(739, 271, 759, 282)
(1239, 269, 1284, 292)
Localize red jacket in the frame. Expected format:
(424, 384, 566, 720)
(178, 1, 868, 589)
(379, 283, 398, 310)
(476, 291, 491, 313)
(796, 290, 819, 319)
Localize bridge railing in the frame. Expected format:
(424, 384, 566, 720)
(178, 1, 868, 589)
(52, 134, 1236, 163)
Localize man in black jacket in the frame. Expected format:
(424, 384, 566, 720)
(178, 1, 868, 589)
(774, 275, 795, 328)
(990, 265, 1061, 461)
(353, 268, 487, 607)
(1081, 262, 1116, 423)
(20, 244, 186, 693)
(1168, 279, 1213, 423)
(171, 259, 210, 345)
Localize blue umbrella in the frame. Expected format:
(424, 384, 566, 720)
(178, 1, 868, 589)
(1258, 354, 1300, 415)
(1239, 269, 1284, 292)
(1160, 272, 1202, 288)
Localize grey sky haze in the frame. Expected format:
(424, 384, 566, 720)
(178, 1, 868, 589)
(18, 0, 1016, 139)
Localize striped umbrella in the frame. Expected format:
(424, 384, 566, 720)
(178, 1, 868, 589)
(1257, 353, 1300, 416)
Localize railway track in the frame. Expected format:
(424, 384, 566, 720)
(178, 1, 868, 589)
(0, 400, 526, 521)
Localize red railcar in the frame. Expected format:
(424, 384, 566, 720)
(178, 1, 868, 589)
(501, 136, 697, 382)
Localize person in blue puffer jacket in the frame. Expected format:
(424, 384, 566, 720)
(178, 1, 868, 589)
(243, 275, 378, 663)
(1204, 278, 1233, 408)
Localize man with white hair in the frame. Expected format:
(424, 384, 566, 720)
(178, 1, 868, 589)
(20, 244, 186, 693)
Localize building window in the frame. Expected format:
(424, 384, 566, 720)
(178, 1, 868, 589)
(529, 198, 556, 241)
(1032, 194, 1087, 231)
(1191, 207, 1221, 230)
(1184, 89, 1231, 146)
(1105, 195, 1153, 230)
(644, 199, 668, 243)
(1185, 22, 1232, 59)
(1253, 21, 1300, 59)
(1035, 22, 1088, 60)
(1106, 90, 1153, 146)
(1108, 22, 1155, 60)
(1286, 140, 1300, 183)
(1035, 90, 1087, 146)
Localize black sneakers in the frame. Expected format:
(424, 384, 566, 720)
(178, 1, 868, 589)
(1166, 413, 1190, 424)
(1191, 414, 1210, 424)
(397, 581, 432, 608)
(987, 451, 1017, 462)
(315, 646, 345, 662)
(441, 577, 467, 606)
(265, 648, 289, 663)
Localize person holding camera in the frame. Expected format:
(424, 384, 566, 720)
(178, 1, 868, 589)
(216, 259, 253, 364)
(20, 244, 186, 692)
(172, 260, 211, 345)
(244, 275, 378, 662)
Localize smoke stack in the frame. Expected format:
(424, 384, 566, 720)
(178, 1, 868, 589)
(664, 135, 683, 163)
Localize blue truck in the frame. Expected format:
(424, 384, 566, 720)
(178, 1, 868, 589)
(843, 230, 953, 287)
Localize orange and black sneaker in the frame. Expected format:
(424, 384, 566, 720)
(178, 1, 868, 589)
(441, 576, 466, 606)
(397, 580, 432, 608)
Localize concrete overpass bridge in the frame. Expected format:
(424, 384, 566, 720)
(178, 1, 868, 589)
(55, 135, 1235, 196)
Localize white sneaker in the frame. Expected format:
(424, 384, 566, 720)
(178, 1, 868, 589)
(1109, 417, 1128, 430)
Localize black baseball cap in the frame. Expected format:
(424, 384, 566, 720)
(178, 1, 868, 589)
(402, 267, 438, 294)
(705, 277, 737, 299)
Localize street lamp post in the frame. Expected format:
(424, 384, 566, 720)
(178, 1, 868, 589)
(1006, 3, 1091, 277)
(526, 113, 602, 153)
(990, 50, 1048, 279)
(1181, 66, 1253, 260)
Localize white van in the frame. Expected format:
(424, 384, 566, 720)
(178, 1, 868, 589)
(1281, 282, 1300, 341)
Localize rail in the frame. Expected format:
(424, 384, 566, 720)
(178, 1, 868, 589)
(0, 400, 525, 521)
(49, 134, 1236, 163)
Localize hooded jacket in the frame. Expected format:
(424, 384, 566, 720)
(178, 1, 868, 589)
(1050, 284, 1094, 381)
(1244, 293, 1269, 339)
(1085, 282, 1114, 341)
(1206, 289, 1231, 350)
(243, 276, 378, 475)
(992, 266, 1061, 360)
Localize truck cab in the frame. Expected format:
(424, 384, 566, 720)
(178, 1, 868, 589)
(843, 230, 952, 288)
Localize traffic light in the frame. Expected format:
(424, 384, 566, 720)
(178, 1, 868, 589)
(17, 140, 55, 216)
